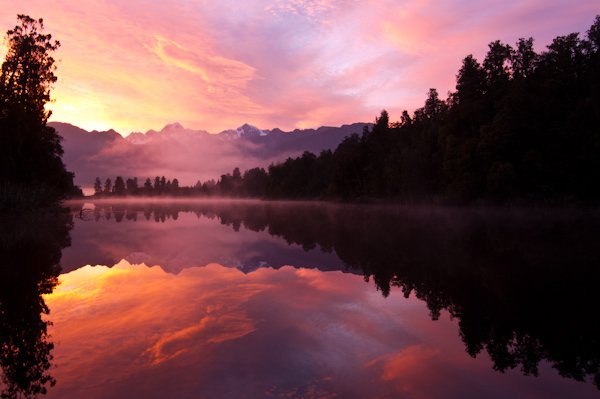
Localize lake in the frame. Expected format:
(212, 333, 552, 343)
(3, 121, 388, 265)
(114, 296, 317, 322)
(1, 200, 599, 398)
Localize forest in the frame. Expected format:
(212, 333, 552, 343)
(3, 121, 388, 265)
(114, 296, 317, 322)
(4, 14, 600, 206)
(210, 16, 600, 204)
(101, 15, 599, 204)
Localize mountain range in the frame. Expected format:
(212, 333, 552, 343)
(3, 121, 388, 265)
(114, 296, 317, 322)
(50, 121, 370, 190)
(61, 204, 351, 275)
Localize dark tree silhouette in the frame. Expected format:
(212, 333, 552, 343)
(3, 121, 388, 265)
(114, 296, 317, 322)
(93, 177, 102, 196)
(72, 200, 600, 389)
(103, 178, 112, 194)
(81, 16, 600, 204)
(0, 211, 72, 398)
(192, 15, 600, 204)
(143, 178, 152, 194)
(0, 15, 80, 209)
(125, 177, 138, 195)
(113, 176, 125, 195)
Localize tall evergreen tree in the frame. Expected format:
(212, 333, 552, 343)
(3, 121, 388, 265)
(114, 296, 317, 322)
(144, 178, 153, 194)
(93, 177, 102, 195)
(104, 178, 112, 194)
(0, 15, 78, 207)
(113, 176, 125, 195)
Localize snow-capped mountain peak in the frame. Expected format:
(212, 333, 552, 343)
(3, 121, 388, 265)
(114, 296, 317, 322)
(218, 123, 267, 141)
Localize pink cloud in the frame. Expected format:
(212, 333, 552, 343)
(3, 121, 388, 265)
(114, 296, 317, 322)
(43, 261, 598, 398)
(0, 0, 596, 133)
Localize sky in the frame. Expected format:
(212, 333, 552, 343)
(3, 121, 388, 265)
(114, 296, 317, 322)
(0, 1, 598, 134)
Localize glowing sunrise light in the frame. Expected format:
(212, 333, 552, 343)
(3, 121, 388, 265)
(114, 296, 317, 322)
(0, 40, 7, 60)
(0, 0, 596, 134)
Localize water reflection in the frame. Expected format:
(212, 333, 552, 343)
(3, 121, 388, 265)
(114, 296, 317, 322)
(3, 200, 600, 398)
(62, 201, 349, 275)
(46, 260, 598, 398)
(0, 211, 72, 398)
(66, 200, 600, 391)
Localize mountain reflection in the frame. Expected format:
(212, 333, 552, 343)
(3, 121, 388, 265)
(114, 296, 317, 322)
(70, 201, 600, 389)
(0, 211, 72, 398)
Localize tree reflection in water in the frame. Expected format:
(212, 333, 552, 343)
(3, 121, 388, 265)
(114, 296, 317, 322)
(0, 211, 72, 398)
(73, 201, 600, 389)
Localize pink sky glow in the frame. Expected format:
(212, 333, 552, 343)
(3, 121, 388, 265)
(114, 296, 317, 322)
(0, 1, 598, 134)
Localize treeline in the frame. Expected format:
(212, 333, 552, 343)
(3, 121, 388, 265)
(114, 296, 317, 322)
(67, 200, 600, 387)
(202, 16, 600, 204)
(93, 17, 600, 204)
(93, 176, 184, 196)
(92, 169, 267, 198)
(92, 169, 270, 197)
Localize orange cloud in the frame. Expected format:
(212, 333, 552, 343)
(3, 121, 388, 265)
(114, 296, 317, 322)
(144, 314, 256, 364)
(0, 1, 595, 134)
(41, 260, 596, 398)
(149, 35, 257, 88)
(379, 345, 441, 382)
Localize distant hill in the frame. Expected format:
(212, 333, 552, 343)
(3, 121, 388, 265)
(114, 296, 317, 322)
(50, 121, 370, 189)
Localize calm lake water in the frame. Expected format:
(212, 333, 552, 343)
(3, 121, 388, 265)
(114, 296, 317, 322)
(1, 200, 599, 398)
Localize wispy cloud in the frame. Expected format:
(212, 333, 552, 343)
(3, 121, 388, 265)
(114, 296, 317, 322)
(0, 0, 596, 133)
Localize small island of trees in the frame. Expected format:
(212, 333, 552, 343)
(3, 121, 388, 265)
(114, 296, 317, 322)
(92, 15, 600, 205)
(3, 13, 600, 206)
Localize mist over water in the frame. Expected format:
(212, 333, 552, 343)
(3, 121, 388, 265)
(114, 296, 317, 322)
(2, 4, 599, 398)
(55, 122, 368, 189)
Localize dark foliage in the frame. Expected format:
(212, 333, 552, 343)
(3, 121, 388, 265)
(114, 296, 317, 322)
(196, 17, 600, 204)
(68, 200, 600, 388)
(93, 175, 186, 197)
(91, 17, 599, 204)
(0, 210, 72, 398)
(0, 15, 80, 210)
